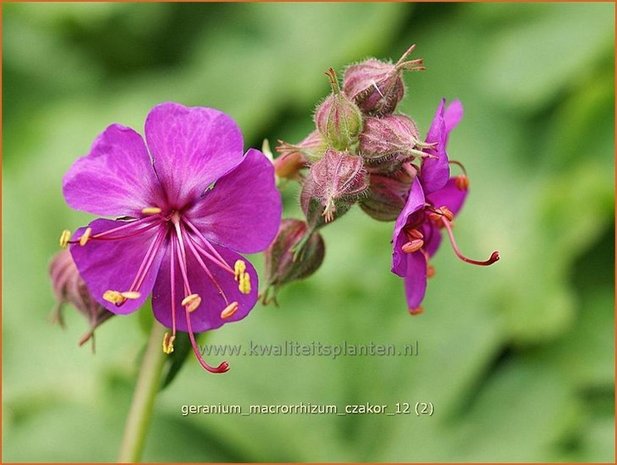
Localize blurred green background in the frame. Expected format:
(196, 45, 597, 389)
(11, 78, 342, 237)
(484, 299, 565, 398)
(2, 2, 614, 462)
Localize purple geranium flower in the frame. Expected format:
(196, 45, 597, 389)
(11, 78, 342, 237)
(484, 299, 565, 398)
(61, 102, 282, 373)
(392, 100, 499, 314)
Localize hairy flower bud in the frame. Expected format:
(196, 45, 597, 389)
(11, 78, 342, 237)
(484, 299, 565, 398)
(360, 168, 414, 221)
(273, 152, 306, 181)
(275, 130, 326, 171)
(359, 114, 431, 164)
(314, 68, 363, 151)
(262, 219, 325, 305)
(49, 249, 114, 349)
(343, 44, 425, 116)
(300, 149, 369, 227)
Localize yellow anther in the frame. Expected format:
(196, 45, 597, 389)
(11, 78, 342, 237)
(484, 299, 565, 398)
(79, 227, 92, 246)
(182, 293, 202, 312)
(162, 332, 175, 354)
(120, 291, 141, 300)
(103, 290, 126, 305)
(59, 229, 71, 248)
(238, 272, 251, 295)
(234, 260, 247, 281)
(221, 301, 239, 319)
(141, 207, 162, 215)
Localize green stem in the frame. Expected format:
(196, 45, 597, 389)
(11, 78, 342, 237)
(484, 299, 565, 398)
(117, 321, 167, 463)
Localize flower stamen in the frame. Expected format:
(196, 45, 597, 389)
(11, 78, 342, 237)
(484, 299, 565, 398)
(79, 227, 92, 246)
(102, 290, 124, 304)
(142, 207, 162, 215)
(402, 239, 424, 254)
(449, 160, 470, 191)
(428, 206, 454, 224)
(405, 228, 424, 241)
(455, 175, 469, 191)
(238, 272, 251, 294)
(427, 264, 436, 278)
(162, 332, 175, 354)
(183, 228, 231, 305)
(234, 260, 246, 281)
(91, 217, 158, 241)
(169, 237, 178, 341)
(183, 219, 234, 274)
(409, 306, 424, 315)
(230, 253, 253, 294)
(182, 293, 202, 313)
(102, 290, 141, 306)
(124, 229, 166, 297)
(120, 291, 141, 300)
(59, 229, 71, 248)
(220, 301, 239, 319)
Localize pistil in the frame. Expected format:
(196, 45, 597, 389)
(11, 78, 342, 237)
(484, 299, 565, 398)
(440, 217, 500, 266)
(172, 219, 229, 373)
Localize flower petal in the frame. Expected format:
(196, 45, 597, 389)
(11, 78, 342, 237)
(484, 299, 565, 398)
(69, 218, 166, 315)
(404, 251, 428, 309)
(144, 103, 244, 207)
(426, 177, 468, 216)
(63, 124, 164, 217)
(186, 149, 282, 254)
(391, 177, 425, 277)
(152, 241, 258, 333)
(421, 223, 443, 258)
(391, 231, 410, 277)
(421, 99, 450, 195)
(444, 99, 464, 138)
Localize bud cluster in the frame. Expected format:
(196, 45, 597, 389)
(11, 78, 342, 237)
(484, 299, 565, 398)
(266, 45, 429, 299)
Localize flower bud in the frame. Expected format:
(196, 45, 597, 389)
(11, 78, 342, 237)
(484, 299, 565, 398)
(358, 114, 428, 164)
(262, 219, 325, 304)
(300, 149, 368, 227)
(343, 44, 425, 116)
(314, 68, 363, 151)
(49, 249, 114, 349)
(276, 130, 326, 170)
(360, 168, 414, 221)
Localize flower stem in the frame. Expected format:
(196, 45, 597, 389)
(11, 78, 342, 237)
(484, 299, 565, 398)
(118, 321, 167, 463)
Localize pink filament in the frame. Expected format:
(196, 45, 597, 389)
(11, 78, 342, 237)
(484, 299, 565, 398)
(183, 219, 234, 274)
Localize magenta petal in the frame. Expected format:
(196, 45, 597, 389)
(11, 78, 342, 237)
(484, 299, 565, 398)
(404, 252, 428, 310)
(392, 178, 425, 277)
(144, 103, 244, 207)
(186, 149, 282, 254)
(63, 124, 164, 217)
(69, 219, 166, 315)
(422, 223, 443, 258)
(392, 232, 410, 277)
(427, 177, 468, 216)
(152, 242, 258, 333)
(444, 100, 463, 138)
(421, 99, 450, 195)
